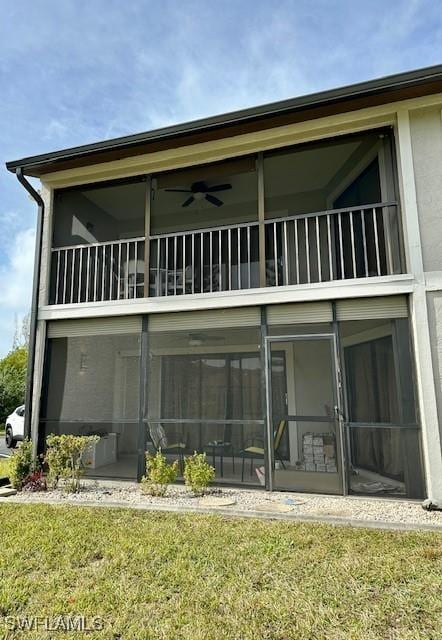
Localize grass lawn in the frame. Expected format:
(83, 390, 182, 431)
(0, 505, 441, 639)
(0, 458, 9, 477)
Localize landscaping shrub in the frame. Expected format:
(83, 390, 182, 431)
(45, 434, 99, 492)
(141, 450, 178, 496)
(183, 452, 215, 496)
(22, 469, 47, 492)
(8, 439, 33, 490)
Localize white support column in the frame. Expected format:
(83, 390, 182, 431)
(30, 319, 46, 458)
(396, 108, 442, 503)
(39, 183, 54, 306)
(29, 182, 52, 458)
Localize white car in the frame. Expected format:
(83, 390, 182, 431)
(5, 405, 25, 448)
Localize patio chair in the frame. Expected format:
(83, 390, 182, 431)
(148, 424, 187, 474)
(240, 420, 287, 482)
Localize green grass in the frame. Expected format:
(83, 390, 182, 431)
(0, 458, 9, 477)
(0, 505, 441, 639)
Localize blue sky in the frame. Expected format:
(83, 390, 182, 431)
(0, 0, 441, 357)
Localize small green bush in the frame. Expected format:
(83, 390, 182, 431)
(183, 452, 215, 496)
(141, 450, 178, 496)
(8, 439, 33, 490)
(45, 434, 99, 493)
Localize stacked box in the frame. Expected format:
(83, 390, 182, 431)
(301, 433, 337, 472)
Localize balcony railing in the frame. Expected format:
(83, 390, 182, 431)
(49, 202, 401, 305)
(50, 237, 145, 305)
(149, 221, 261, 296)
(264, 202, 399, 287)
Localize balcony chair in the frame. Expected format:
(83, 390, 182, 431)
(119, 257, 144, 299)
(240, 420, 287, 482)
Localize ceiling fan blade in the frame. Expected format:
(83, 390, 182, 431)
(205, 194, 223, 207)
(206, 184, 232, 192)
(165, 188, 192, 193)
(182, 196, 195, 207)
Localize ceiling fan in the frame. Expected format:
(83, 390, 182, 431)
(165, 181, 232, 207)
(188, 332, 226, 346)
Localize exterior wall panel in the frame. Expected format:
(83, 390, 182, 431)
(47, 316, 142, 338)
(427, 291, 442, 441)
(39, 184, 53, 307)
(149, 307, 261, 331)
(336, 295, 408, 320)
(267, 302, 332, 325)
(410, 106, 442, 272)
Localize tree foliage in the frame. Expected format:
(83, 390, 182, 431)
(0, 346, 28, 424)
(12, 312, 30, 350)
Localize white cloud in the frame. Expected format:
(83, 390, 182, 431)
(0, 0, 440, 357)
(43, 119, 70, 141)
(0, 227, 35, 356)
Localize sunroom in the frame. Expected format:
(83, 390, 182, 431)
(39, 297, 425, 499)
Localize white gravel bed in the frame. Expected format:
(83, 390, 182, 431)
(6, 479, 442, 527)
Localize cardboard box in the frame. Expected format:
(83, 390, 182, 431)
(323, 444, 335, 458)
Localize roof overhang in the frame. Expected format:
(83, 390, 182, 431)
(6, 64, 442, 178)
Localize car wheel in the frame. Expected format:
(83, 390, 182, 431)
(5, 427, 16, 449)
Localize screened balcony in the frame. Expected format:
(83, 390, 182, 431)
(49, 130, 404, 305)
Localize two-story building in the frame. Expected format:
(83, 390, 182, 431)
(7, 65, 442, 504)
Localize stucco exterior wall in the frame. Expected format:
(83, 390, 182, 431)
(427, 291, 442, 440)
(409, 106, 442, 273)
(45, 333, 140, 422)
(409, 106, 442, 473)
(39, 184, 53, 307)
